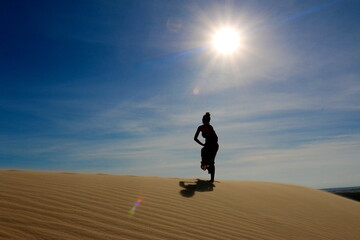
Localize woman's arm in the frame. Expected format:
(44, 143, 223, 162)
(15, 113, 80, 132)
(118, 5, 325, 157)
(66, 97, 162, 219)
(194, 127, 205, 146)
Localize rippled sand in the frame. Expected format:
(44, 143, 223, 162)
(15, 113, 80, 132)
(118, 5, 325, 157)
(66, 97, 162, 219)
(1, 170, 359, 240)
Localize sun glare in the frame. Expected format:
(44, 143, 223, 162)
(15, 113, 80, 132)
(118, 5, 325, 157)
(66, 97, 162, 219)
(212, 28, 240, 54)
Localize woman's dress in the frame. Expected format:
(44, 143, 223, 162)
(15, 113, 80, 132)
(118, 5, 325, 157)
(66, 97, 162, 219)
(201, 125, 219, 166)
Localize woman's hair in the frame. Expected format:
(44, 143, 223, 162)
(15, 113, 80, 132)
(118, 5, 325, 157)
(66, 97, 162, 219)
(202, 112, 211, 123)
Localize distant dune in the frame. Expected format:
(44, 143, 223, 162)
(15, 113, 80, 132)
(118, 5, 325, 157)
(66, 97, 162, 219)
(1, 170, 359, 240)
(324, 187, 360, 202)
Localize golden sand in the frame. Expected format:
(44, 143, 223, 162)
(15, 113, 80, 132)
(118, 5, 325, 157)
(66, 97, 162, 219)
(1, 170, 359, 239)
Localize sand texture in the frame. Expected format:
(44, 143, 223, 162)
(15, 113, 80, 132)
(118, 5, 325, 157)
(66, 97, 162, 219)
(1, 170, 359, 240)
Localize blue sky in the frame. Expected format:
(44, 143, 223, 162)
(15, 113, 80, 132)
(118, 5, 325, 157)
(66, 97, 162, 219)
(1, 0, 359, 188)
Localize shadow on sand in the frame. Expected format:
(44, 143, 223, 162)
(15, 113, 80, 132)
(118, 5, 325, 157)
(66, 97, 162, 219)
(179, 179, 215, 198)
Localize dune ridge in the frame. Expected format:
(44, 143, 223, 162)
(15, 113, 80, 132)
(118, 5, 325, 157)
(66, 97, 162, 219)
(1, 170, 359, 240)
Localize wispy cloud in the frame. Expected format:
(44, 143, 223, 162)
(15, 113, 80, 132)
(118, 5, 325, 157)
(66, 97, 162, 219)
(2, 86, 358, 188)
(217, 134, 360, 188)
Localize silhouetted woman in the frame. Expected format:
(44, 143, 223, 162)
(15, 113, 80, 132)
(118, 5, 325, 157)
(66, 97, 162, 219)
(194, 112, 219, 182)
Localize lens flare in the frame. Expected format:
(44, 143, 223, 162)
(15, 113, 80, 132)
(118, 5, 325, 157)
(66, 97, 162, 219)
(193, 88, 200, 95)
(128, 198, 143, 216)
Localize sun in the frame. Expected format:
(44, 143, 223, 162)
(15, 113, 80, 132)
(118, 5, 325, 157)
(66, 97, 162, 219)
(212, 28, 240, 54)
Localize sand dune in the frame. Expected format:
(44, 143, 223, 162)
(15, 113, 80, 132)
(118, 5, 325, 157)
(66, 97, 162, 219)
(1, 170, 359, 240)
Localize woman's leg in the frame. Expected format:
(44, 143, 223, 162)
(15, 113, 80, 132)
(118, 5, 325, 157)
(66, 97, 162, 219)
(208, 144, 218, 182)
(208, 164, 215, 182)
